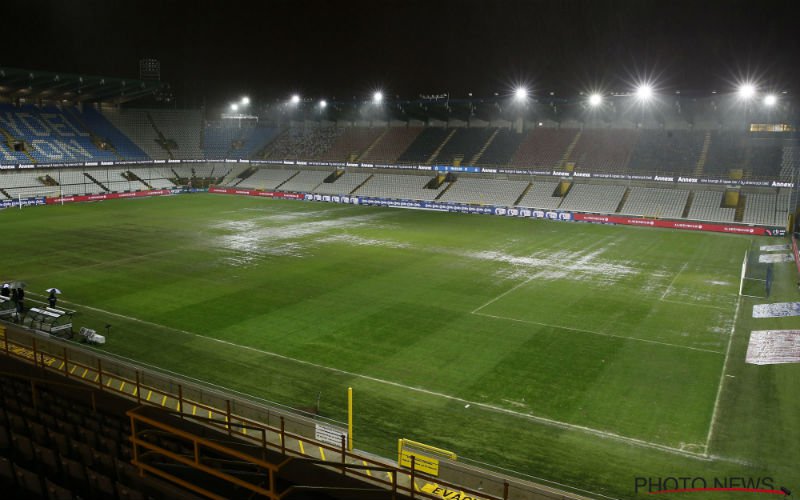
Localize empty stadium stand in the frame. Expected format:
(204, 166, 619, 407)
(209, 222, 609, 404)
(617, 187, 690, 219)
(277, 170, 331, 192)
(432, 128, 495, 165)
(354, 173, 445, 200)
(515, 180, 562, 209)
(559, 183, 627, 214)
(318, 128, 384, 162)
(73, 107, 149, 161)
(262, 127, 343, 160)
(358, 127, 422, 163)
(568, 129, 637, 172)
(203, 123, 279, 160)
(628, 130, 705, 175)
(102, 108, 169, 160)
(396, 128, 451, 164)
(313, 172, 371, 195)
(510, 128, 577, 168)
(477, 128, 527, 166)
(742, 191, 779, 225)
(234, 168, 297, 190)
(686, 190, 736, 222)
(438, 178, 529, 206)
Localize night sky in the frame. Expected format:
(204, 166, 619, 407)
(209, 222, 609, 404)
(7, 0, 799, 106)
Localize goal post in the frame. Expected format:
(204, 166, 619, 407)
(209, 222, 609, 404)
(739, 243, 773, 299)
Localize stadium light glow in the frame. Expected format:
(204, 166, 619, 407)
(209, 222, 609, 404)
(320, 99, 327, 109)
(764, 94, 777, 106)
(230, 103, 238, 112)
(588, 93, 603, 107)
(290, 94, 301, 104)
(373, 91, 383, 104)
(635, 84, 653, 102)
(514, 86, 528, 101)
(241, 96, 250, 105)
(738, 83, 756, 100)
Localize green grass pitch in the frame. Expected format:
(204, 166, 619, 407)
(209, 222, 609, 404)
(1, 193, 798, 499)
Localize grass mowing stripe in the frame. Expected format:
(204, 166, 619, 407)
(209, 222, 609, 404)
(471, 311, 724, 354)
(41, 293, 716, 459)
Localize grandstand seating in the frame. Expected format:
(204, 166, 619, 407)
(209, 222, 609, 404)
(515, 180, 562, 209)
(703, 131, 746, 177)
(148, 110, 203, 159)
(747, 139, 783, 179)
(780, 145, 800, 180)
(318, 128, 384, 161)
(438, 178, 529, 206)
(775, 189, 791, 227)
(559, 183, 627, 213)
(477, 128, 527, 166)
(742, 192, 778, 225)
(235, 168, 297, 190)
(0, 104, 119, 165)
(686, 190, 735, 222)
(313, 172, 371, 195)
(628, 130, 705, 174)
(262, 127, 343, 160)
(276, 170, 330, 192)
(203, 123, 279, 160)
(102, 108, 168, 160)
(568, 129, 637, 172)
(510, 128, 577, 168)
(354, 173, 444, 200)
(127, 167, 176, 189)
(396, 128, 450, 163)
(73, 107, 149, 161)
(433, 128, 495, 165)
(359, 127, 422, 163)
(0, 369, 200, 500)
(617, 187, 689, 219)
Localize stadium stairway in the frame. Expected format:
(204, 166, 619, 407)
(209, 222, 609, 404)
(426, 129, 457, 164)
(355, 128, 388, 161)
(693, 131, 712, 177)
(145, 112, 174, 160)
(615, 187, 631, 213)
(83, 172, 109, 192)
(469, 128, 500, 165)
(682, 191, 694, 218)
(561, 129, 583, 168)
(64, 108, 124, 161)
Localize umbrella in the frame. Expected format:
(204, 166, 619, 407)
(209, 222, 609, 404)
(10, 281, 27, 289)
(46, 288, 62, 294)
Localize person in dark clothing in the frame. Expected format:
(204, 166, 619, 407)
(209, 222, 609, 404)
(48, 290, 57, 308)
(16, 288, 24, 313)
(0, 284, 9, 298)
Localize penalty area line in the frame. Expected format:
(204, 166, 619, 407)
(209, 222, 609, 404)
(43, 295, 710, 460)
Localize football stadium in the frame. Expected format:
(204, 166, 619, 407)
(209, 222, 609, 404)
(1, 3, 799, 500)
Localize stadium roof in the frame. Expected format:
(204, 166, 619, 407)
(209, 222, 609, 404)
(0, 67, 164, 105)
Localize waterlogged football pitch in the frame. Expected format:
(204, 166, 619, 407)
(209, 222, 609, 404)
(1, 193, 798, 499)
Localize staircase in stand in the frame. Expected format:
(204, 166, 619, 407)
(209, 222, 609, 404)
(560, 130, 583, 168)
(426, 129, 457, 164)
(470, 128, 500, 165)
(693, 132, 712, 177)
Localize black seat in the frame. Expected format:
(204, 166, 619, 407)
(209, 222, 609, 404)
(33, 442, 61, 477)
(45, 477, 74, 500)
(15, 464, 45, 498)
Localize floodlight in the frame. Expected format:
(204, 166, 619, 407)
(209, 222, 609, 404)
(230, 103, 238, 112)
(320, 99, 327, 109)
(589, 93, 602, 107)
(373, 91, 383, 104)
(738, 84, 756, 100)
(241, 96, 250, 105)
(291, 94, 301, 104)
(514, 87, 528, 101)
(635, 84, 653, 102)
(764, 94, 777, 106)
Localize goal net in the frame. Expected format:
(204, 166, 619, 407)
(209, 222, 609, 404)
(739, 243, 774, 298)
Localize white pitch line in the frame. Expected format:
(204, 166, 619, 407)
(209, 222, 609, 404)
(660, 262, 689, 300)
(473, 311, 723, 354)
(471, 235, 614, 314)
(660, 299, 731, 311)
(38, 295, 710, 460)
(704, 292, 742, 455)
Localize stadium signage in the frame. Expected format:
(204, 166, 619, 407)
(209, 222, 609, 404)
(0, 196, 46, 209)
(2, 157, 794, 187)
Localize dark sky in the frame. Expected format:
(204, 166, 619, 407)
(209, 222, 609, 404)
(6, 0, 799, 106)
